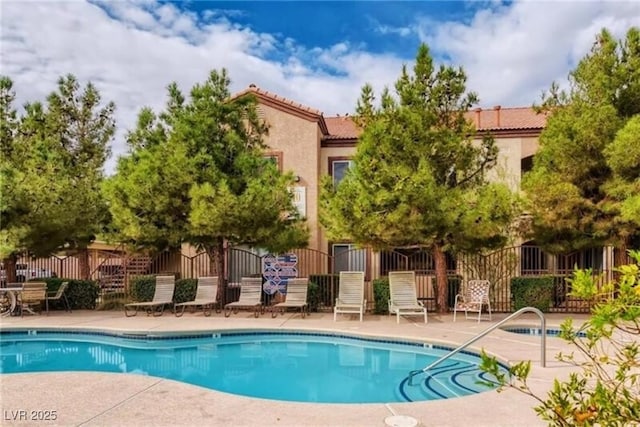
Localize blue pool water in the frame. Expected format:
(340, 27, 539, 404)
(0, 330, 505, 403)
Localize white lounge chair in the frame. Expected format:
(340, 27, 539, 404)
(271, 278, 309, 318)
(224, 277, 264, 318)
(453, 279, 492, 322)
(124, 275, 175, 317)
(334, 271, 366, 322)
(388, 271, 427, 324)
(175, 276, 219, 317)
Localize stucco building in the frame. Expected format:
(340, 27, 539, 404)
(235, 84, 546, 256)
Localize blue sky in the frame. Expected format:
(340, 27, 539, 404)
(1, 1, 639, 172)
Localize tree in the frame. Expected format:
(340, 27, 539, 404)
(103, 70, 308, 300)
(0, 75, 114, 280)
(320, 44, 518, 313)
(523, 28, 640, 256)
(480, 250, 640, 425)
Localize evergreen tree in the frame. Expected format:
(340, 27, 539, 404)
(320, 44, 518, 313)
(524, 28, 640, 256)
(104, 70, 308, 300)
(0, 75, 114, 280)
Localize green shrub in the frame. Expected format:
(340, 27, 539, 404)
(307, 280, 320, 312)
(510, 276, 555, 312)
(174, 279, 197, 304)
(129, 275, 156, 301)
(373, 278, 390, 314)
(309, 274, 339, 309)
(129, 275, 195, 304)
(38, 278, 99, 310)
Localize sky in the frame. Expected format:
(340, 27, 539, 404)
(1, 0, 639, 173)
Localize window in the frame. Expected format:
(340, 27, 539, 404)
(332, 244, 366, 274)
(263, 151, 283, 171)
(521, 155, 534, 176)
(329, 158, 353, 186)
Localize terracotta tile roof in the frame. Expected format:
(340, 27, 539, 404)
(322, 107, 546, 140)
(465, 106, 547, 131)
(231, 84, 322, 117)
(233, 85, 545, 139)
(324, 116, 361, 140)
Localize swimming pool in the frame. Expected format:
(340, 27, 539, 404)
(0, 329, 506, 403)
(501, 326, 586, 338)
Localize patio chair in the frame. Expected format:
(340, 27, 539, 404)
(174, 276, 220, 317)
(271, 278, 309, 318)
(453, 279, 492, 323)
(124, 275, 175, 317)
(388, 271, 427, 324)
(19, 282, 48, 316)
(334, 271, 366, 322)
(224, 277, 264, 318)
(46, 281, 71, 314)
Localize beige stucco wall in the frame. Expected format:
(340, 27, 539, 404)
(259, 103, 323, 251)
(482, 135, 539, 191)
(318, 146, 357, 252)
(521, 136, 540, 159)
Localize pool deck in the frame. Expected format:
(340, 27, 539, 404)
(0, 310, 589, 427)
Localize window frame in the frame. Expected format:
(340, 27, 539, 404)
(328, 156, 354, 187)
(263, 151, 283, 172)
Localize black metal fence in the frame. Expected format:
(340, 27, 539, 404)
(1, 244, 618, 313)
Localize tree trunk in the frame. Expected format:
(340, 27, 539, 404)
(3, 254, 18, 284)
(78, 248, 90, 280)
(208, 238, 226, 305)
(433, 243, 448, 314)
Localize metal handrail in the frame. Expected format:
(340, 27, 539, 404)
(407, 306, 546, 385)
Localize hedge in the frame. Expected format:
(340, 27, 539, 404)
(510, 276, 555, 312)
(37, 278, 99, 310)
(129, 275, 197, 304)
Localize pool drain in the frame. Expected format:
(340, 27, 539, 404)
(384, 415, 418, 427)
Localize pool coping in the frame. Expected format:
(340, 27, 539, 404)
(0, 311, 590, 426)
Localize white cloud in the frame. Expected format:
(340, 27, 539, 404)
(1, 0, 403, 172)
(1, 0, 638, 174)
(418, 0, 640, 107)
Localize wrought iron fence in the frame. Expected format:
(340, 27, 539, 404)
(1, 244, 623, 314)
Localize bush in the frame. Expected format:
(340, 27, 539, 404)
(307, 280, 320, 312)
(309, 274, 339, 309)
(37, 278, 99, 310)
(482, 250, 640, 425)
(174, 279, 197, 304)
(373, 278, 390, 314)
(129, 275, 196, 304)
(129, 275, 156, 301)
(510, 276, 554, 312)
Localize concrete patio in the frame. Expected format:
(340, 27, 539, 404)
(0, 310, 589, 426)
